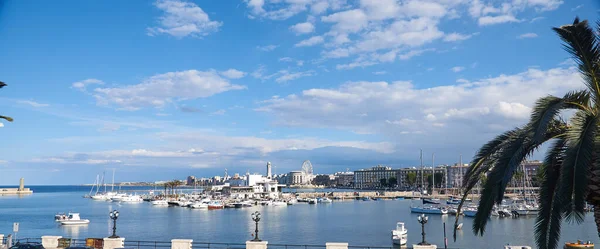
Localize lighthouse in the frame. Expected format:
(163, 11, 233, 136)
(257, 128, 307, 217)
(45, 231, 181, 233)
(266, 162, 272, 179)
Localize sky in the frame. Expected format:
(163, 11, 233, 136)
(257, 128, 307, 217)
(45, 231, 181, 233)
(0, 0, 598, 185)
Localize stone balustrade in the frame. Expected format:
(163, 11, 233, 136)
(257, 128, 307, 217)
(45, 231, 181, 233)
(33, 235, 445, 249)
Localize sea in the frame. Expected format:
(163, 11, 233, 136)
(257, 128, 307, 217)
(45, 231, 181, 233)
(0, 186, 598, 249)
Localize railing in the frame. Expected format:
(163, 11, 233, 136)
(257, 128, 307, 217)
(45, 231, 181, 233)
(192, 242, 246, 249)
(124, 240, 172, 249)
(267, 244, 326, 249)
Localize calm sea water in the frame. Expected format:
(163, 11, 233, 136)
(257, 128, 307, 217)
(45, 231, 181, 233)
(0, 186, 598, 249)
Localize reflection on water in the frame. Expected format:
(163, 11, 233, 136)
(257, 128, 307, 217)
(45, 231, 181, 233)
(61, 224, 88, 237)
(0, 189, 598, 249)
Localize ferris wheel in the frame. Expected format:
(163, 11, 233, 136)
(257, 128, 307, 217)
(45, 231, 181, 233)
(301, 160, 313, 175)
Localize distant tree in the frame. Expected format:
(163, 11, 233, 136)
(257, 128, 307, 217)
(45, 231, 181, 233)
(379, 178, 387, 188)
(0, 82, 13, 122)
(388, 177, 397, 188)
(406, 172, 417, 187)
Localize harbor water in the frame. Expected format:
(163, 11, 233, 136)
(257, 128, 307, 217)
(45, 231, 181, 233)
(0, 186, 598, 249)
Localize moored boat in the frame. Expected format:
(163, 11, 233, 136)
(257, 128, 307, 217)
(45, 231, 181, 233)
(564, 240, 594, 248)
(58, 213, 90, 225)
(391, 222, 408, 246)
(208, 201, 224, 209)
(410, 206, 448, 214)
(151, 200, 168, 205)
(422, 198, 441, 204)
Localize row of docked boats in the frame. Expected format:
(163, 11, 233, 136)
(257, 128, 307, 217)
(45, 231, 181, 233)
(90, 192, 143, 202)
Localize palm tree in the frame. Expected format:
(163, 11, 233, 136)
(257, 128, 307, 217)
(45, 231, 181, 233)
(454, 18, 600, 249)
(0, 81, 13, 122)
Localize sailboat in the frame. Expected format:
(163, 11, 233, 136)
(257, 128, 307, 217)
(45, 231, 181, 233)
(411, 150, 446, 214)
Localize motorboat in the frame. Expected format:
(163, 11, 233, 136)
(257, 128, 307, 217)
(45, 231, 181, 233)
(463, 208, 477, 217)
(318, 197, 332, 203)
(446, 198, 461, 205)
(208, 201, 224, 209)
(233, 203, 244, 208)
(58, 213, 90, 225)
(423, 198, 441, 204)
(242, 201, 253, 207)
(361, 197, 371, 201)
(151, 200, 168, 205)
(190, 202, 209, 209)
(259, 200, 272, 206)
(272, 200, 287, 206)
(287, 199, 298, 205)
(410, 206, 448, 214)
(308, 198, 317, 204)
(564, 240, 594, 248)
(391, 222, 408, 246)
(113, 194, 143, 203)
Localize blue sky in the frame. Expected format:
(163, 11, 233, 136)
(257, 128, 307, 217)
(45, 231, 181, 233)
(0, 0, 598, 184)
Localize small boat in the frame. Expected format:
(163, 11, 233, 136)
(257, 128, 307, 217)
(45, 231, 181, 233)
(272, 200, 287, 206)
(233, 203, 244, 208)
(259, 200, 272, 206)
(318, 197, 332, 203)
(308, 198, 317, 204)
(372, 197, 381, 201)
(151, 200, 168, 205)
(456, 223, 463, 230)
(190, 202, 208, 209)
(224, 204, 236, 208)
(58, 213, 90, 225)
(564, 240, 594, 248)
(391, 222, 408, 246)
(287, 199, 298, 205)
(208, 201, 224, 209)
(423, 198, 441, 204)
(361, 197, 371, 201)
(446, 198, 461, 205)
(463, 208, 477, 217)
(242, 201, 253, 207)
(410, 206, 448, 214)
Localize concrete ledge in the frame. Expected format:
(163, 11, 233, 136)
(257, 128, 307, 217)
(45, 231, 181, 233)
(171, 239, 193, 249)
(103, 238, 125, 249)
(326, 243, 348, 249)
(0, 234, 4, 246)
(413, 244, 437, 249)
(246, 241, 268, 249)
(41, 236, 62, 249)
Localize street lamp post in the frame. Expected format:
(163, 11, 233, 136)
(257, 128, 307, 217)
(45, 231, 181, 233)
(109, 210, 120, 238)
(417, 214, 429, 245)
(251, 211, 261, 241)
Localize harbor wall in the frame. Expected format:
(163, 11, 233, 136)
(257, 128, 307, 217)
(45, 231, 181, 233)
(0, 188, 33, 195)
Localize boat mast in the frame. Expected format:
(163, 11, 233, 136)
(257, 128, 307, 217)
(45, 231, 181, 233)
(432, 153, 435, 196)
(420, 149, 424, 194)
(102, 171, 106, 193)
(111, 168, 115, 192)
(459, 154, 463, 196)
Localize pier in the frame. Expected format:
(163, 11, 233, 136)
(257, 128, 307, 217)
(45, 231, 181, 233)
(0, 178, 33, 195)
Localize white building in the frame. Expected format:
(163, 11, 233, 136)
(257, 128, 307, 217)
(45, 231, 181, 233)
(224, 162, 283, 199)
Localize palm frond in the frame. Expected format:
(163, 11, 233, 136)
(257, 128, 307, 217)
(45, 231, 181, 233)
(0, 81, 6, 88)
(529, 91, 590, 143)
(535, 138, 567, 249)
(0, 115, 13, 122)
(560, 111, 598, 223)
(553, 18, 600, 101)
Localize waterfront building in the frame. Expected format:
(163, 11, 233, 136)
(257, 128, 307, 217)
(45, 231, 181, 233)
(312, 174, 335, 186)
(335, 172, 354, 188)
(287, 171, 308, 185)
(446, 163, 469, 189)
(186, 176, 196, 186)
(396, 167, 447, 190)
(222, 162, 283, 199)
(353, 165, 399, 189)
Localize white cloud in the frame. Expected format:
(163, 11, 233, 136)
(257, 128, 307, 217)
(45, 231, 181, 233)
(211, 109, 226, 115)
(257, 45, 278, 51)
(72, 79, 104, 92)
(530, 17, 545, 23)
(518, 33, 538, 39)
(275, 70, 315, 83)
(451, 66, 465, 72)
(572, 4, 583, 11)
(17, 100, 49, 108)
(478, 15, 520, 26)
(290, 22, 315, 34)
(219, 69, 247, 79)
(256, 66, 582, 142)
(443, 32, 475, 42)
(373, 71, 387, 75)
(91, 70, 246, 110)
(295, 36, 324, 47)
(147, 0, 222, 38)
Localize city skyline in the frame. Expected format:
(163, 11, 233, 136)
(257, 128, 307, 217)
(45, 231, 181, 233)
(1, 0, 597, 184)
